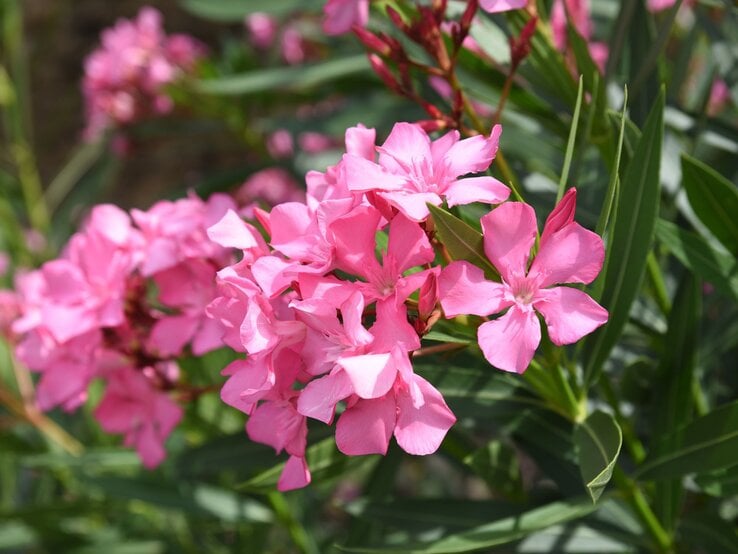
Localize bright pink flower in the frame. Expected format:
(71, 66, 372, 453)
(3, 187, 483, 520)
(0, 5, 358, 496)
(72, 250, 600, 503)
(323, 0, 370, 36)
(439, 189, 608, 373)
(95, 367, 182, 468)
(343, 122, 509, 221)
(479, 0, 528, 13)
(245, 13, 278, 49)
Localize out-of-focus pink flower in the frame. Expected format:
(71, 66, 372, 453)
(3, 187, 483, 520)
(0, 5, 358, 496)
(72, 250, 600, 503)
(298, 132, 337, 153)
(479, 0, 528, 13)
(235, 168, 305, 219)
(708, 79, 731, 116)
(0, 253, 9, 277)
(647, 0, 677, 12)
(550, 0, 608, 73)
(24, 230, 46, 254)
(439, 189, 608, 373)
(323, 0, 370, 36)
(267, 129, 295, 159)
(82, 7, 205, 140)
(245, 12, 278, 49)
(0, 290, 20, 340)
(95, 367, 183, 469)
(281, 25, 307, 65)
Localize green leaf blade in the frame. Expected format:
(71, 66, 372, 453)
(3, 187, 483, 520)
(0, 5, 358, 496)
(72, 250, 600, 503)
(574, 411, 623, 503)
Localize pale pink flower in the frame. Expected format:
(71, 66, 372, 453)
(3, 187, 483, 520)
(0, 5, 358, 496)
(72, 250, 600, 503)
(343, 122, 509, 221)
(480, 0, 528, 13)
(266, 129, 294, 159)
(95, 367, 182, 469)
(245, 13, 278, 49)
(323, 0, 370, 36)
(298, 132, 337, 153)
(439, 189, 608, 373)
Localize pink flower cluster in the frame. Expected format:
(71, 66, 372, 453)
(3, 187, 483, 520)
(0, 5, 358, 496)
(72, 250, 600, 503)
(11, 194, 236, 468)
(82, 7, 205, 140)
(551, 0, 608, 73)
(206, 120, 606, 490)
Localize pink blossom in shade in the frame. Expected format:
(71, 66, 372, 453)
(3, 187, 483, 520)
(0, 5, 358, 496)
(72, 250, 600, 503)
(95, 367, 183, 469)
(439, 188, 608, 374)
(335, 347, 455, 456)
(245, 13, 278, 49)
(479, 0, 528, 13)
(647, 0, 677, 12)
(234, 168, 305, 219)
(82, 7, 205, 140)
(342, 122, 510, 221)
(298, 132, 337, 153)
(708, 79, 732, 117)
(267, 129, 295, 159)
(323, 0, 370, 36)
(280, 25, 307, 65)
(551, 0, 592, 51)
(0, 290, 19, 340)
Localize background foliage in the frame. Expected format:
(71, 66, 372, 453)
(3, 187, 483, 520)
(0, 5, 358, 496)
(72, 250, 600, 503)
(1, 0, 737, 552)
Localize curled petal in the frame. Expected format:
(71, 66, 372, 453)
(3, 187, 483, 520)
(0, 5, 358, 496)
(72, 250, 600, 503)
(445, 176, 510, 208)
(481, 202, 537, 282)
(395, 375, 456, 455)
(477, 305, 540, 373)
(533, 286, 608, 345)
(540, 188, 576, 246)
(207, 209, 259, 249)
(278, 455, 311, 491)
(439, 261, 510, 317)
(443, 128, 501, 176)
(387, 213, 435, 273)
(297, 371, 354, 423)
(338, 353, 396, 399)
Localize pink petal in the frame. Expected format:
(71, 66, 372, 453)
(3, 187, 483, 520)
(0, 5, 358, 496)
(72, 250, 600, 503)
(336, 395, 396, 455)
(479, 0, 528, 13)
(147, 315, 198, 357)
(533, 286, 608, 345)
(439, 261, 511, 317)
(338, 353, 396, 399)
(207, 209, 259, 249)
(528, 222, 604, 287)
(251, 255, 298, 298)
(246, 400, 304, 455)
(481, 202, 537, 282)
(345, 124, 376, 160)
(395, 375, 456, 455)
(445, 176, 510, 207)
(342, 154, 406, 192)
(323, 0, 369, 35)
(370, 300, 421, 352)
(269, 202, 314, 259)
(278, 455, 311, 491)
(430, 129, 460, 160)
(296, 371, 354, 423)
(443, 128, 501, 176)
(191, 317, 226, 355)
(220, 358, 274, 413)
(380, 191, 442, 222)
(136, 424, 167, 469)
(330, 205, 383, 279)
(377, 122, 432, 175)
(540, 188, 577, 246)
(340, 291, 373, 346)
(477, 305, 541, 373)
(387, 213, 435, 273)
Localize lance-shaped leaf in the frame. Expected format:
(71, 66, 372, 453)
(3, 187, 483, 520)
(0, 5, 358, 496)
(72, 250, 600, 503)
(583, 90, 664, 385)
(682, 154, 738, 255)
(427, 204, 499, 279)
(574, 411, 622, 503)
(655, 218, 738, 301)
(181, 0, 323, 21)
(340, 498, 597, 553)
(194, 55, 369, 95)
(637, 399, 738, 481)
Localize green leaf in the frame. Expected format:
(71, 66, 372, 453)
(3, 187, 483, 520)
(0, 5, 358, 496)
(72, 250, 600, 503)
(574, 411, 622, 503)
(681, 154, 738, 255)
(239, 437, 373, 492)
(695, 465, 738, 497)
(655, 218, 738, 301)
(194, 55, 370, 96)
(463, 441, 522, 498)
(583, 90, 664, 385)
(678, 512, 738, 553)
(651, 273, 701, 529)
(557, 75, 584, 202)
(180, 0, 322, 21)
(340, 498, 597, 553)
(637, 399, 738, 481)
(427, 204, 498, 279)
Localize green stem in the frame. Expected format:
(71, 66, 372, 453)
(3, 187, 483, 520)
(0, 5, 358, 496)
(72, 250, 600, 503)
(267, 492, 319, 554)
(613, 468, 673, 553)
(599, 374, 646, 464)
(647, 252, 671, 315)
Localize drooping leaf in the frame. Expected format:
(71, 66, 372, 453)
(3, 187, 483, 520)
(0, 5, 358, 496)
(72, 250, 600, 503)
(194, 55, 370, 96)
(574, 411, 622, 503)
(655, 218, 738, 301)
(637, 399, 738, 481)
(681, 153, 738, 255)
(583, 90, 664, 385)
(340, 498, 597, 553)
(427, 204, 499, 279)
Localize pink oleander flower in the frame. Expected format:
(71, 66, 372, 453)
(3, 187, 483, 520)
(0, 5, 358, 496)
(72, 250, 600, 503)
(95, 367, 183, 469)
(708, 79, 731, 117)
(323, 0, 370, 36)
(343, 122, 510, 221)
(479, 0, 528, 13)
(82, 7, 205, 140)
(267, 129, 295, 159)
(235, 168, 305, 219)
(245, 12, 278, 49)
(439, 189, 608, 373)
(550, 0, 608, 73)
